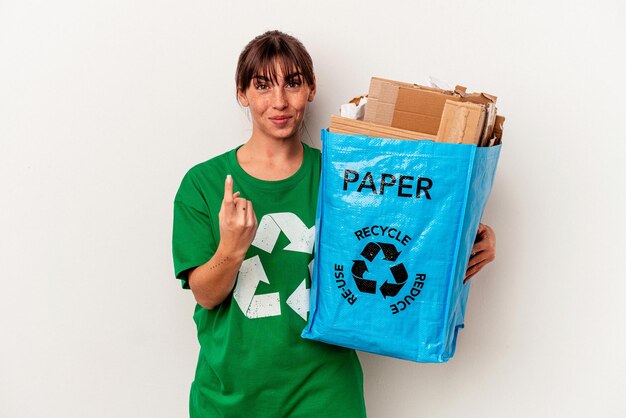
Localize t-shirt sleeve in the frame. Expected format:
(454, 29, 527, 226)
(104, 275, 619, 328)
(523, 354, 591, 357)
(172, 171, 218, 289)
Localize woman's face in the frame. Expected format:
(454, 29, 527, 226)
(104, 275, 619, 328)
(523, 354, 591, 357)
(238, 63, 315, 143)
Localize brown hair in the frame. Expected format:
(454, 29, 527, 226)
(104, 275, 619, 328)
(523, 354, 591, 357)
(235, 30, 315, 96)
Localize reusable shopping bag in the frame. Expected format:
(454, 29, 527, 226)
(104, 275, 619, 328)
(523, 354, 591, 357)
(301, 130, 501, 362)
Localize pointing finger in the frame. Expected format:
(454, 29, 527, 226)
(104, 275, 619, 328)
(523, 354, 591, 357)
(223, 175, 234, 204)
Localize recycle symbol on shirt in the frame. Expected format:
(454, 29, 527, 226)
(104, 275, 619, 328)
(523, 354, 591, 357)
(233, 212, 314, 320)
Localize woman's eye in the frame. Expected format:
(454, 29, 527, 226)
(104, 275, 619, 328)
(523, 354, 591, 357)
(256, 83, 268, 90)
(287, 81, 302, 88)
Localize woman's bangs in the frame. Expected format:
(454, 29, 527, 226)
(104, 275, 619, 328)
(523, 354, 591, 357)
(254, 51, 303, 85)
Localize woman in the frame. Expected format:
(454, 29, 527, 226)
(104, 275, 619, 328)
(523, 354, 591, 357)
(173, 30, 495, 417)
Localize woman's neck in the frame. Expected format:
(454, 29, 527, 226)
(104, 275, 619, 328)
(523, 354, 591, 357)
(236, 136, 305, 181)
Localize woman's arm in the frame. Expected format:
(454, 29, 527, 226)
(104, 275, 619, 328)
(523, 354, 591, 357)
(188, 175, 258, 309)
(464, 223, 496, 283)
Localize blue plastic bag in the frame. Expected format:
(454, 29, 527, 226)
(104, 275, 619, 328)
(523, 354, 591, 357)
(302, 130, 501, 362)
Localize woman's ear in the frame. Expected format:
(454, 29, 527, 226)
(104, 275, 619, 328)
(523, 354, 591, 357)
(308, 76, 317, 102)
(237, 89, 250, 107)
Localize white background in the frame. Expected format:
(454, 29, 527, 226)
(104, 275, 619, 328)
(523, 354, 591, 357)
(1, 1, 625, 417)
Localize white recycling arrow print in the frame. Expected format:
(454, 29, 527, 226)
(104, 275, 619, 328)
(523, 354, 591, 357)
(233, 255, 281, 319)
(308, 258, 314, 279)
(285, 259, 314, 321)
(251, 212, 315, 254)
(234, 213, 314, 320)
(286, 279, 309, 321)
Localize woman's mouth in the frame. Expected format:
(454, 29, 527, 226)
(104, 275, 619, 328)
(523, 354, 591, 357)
(269, 116, 291, 126)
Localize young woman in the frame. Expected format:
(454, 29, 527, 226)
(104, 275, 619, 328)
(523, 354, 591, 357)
(173, 30, 496, 417)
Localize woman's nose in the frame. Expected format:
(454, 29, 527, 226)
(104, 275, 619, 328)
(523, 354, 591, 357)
(272, 88, 288, 109)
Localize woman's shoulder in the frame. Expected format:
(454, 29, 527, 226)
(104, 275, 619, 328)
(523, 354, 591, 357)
(186, 148, 234, 178)
(175, 148, 236, 204)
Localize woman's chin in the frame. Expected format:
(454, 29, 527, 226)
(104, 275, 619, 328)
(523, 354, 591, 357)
(261, 127, 301, 142)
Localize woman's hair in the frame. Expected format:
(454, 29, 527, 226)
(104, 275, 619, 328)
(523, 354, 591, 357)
(235, 30, 315, 96)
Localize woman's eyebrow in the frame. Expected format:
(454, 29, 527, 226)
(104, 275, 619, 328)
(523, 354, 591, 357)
(284, 72, 303, 81)
(252, 75, 271, 82)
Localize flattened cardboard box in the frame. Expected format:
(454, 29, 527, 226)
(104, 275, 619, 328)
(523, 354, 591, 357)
(329, 115, 437, 141)
(437, 101, 486, 145)
(364, 77, 499, 146)
(366, 77, 460, 135)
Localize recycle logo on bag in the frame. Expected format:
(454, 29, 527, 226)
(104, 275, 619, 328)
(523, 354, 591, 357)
(351, 242, 408, 298)
(332, 224, 429, 316)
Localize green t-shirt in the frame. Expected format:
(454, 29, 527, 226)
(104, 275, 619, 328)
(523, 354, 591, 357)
(172, 143, 366, 418)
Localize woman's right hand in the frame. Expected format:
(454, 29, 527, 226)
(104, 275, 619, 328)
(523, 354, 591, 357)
(187, 175, 258, 309)
(217, 175, 258, 258)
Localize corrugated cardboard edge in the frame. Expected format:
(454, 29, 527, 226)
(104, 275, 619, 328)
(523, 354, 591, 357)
(436, 101, 486, 145)
(329, 115, 437, 141)
(490, 115, 506, 146)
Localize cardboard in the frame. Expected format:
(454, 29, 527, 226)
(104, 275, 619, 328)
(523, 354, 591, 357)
(393, 87, 460, 134)
(329, 115, 436, 141)
(364, 77, 497, 145)
(436, 100, 486, 145)
(365, 78, 461, 135)
(479, 103, 498, 147)
(491, 115, 505, 146)
(455, 85, 498, 106)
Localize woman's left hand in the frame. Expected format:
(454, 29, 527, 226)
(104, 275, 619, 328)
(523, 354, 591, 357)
(464, 223, 496, 283)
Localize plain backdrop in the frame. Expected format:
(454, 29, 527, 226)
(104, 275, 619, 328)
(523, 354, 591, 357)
(1, 1, 625, 417)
